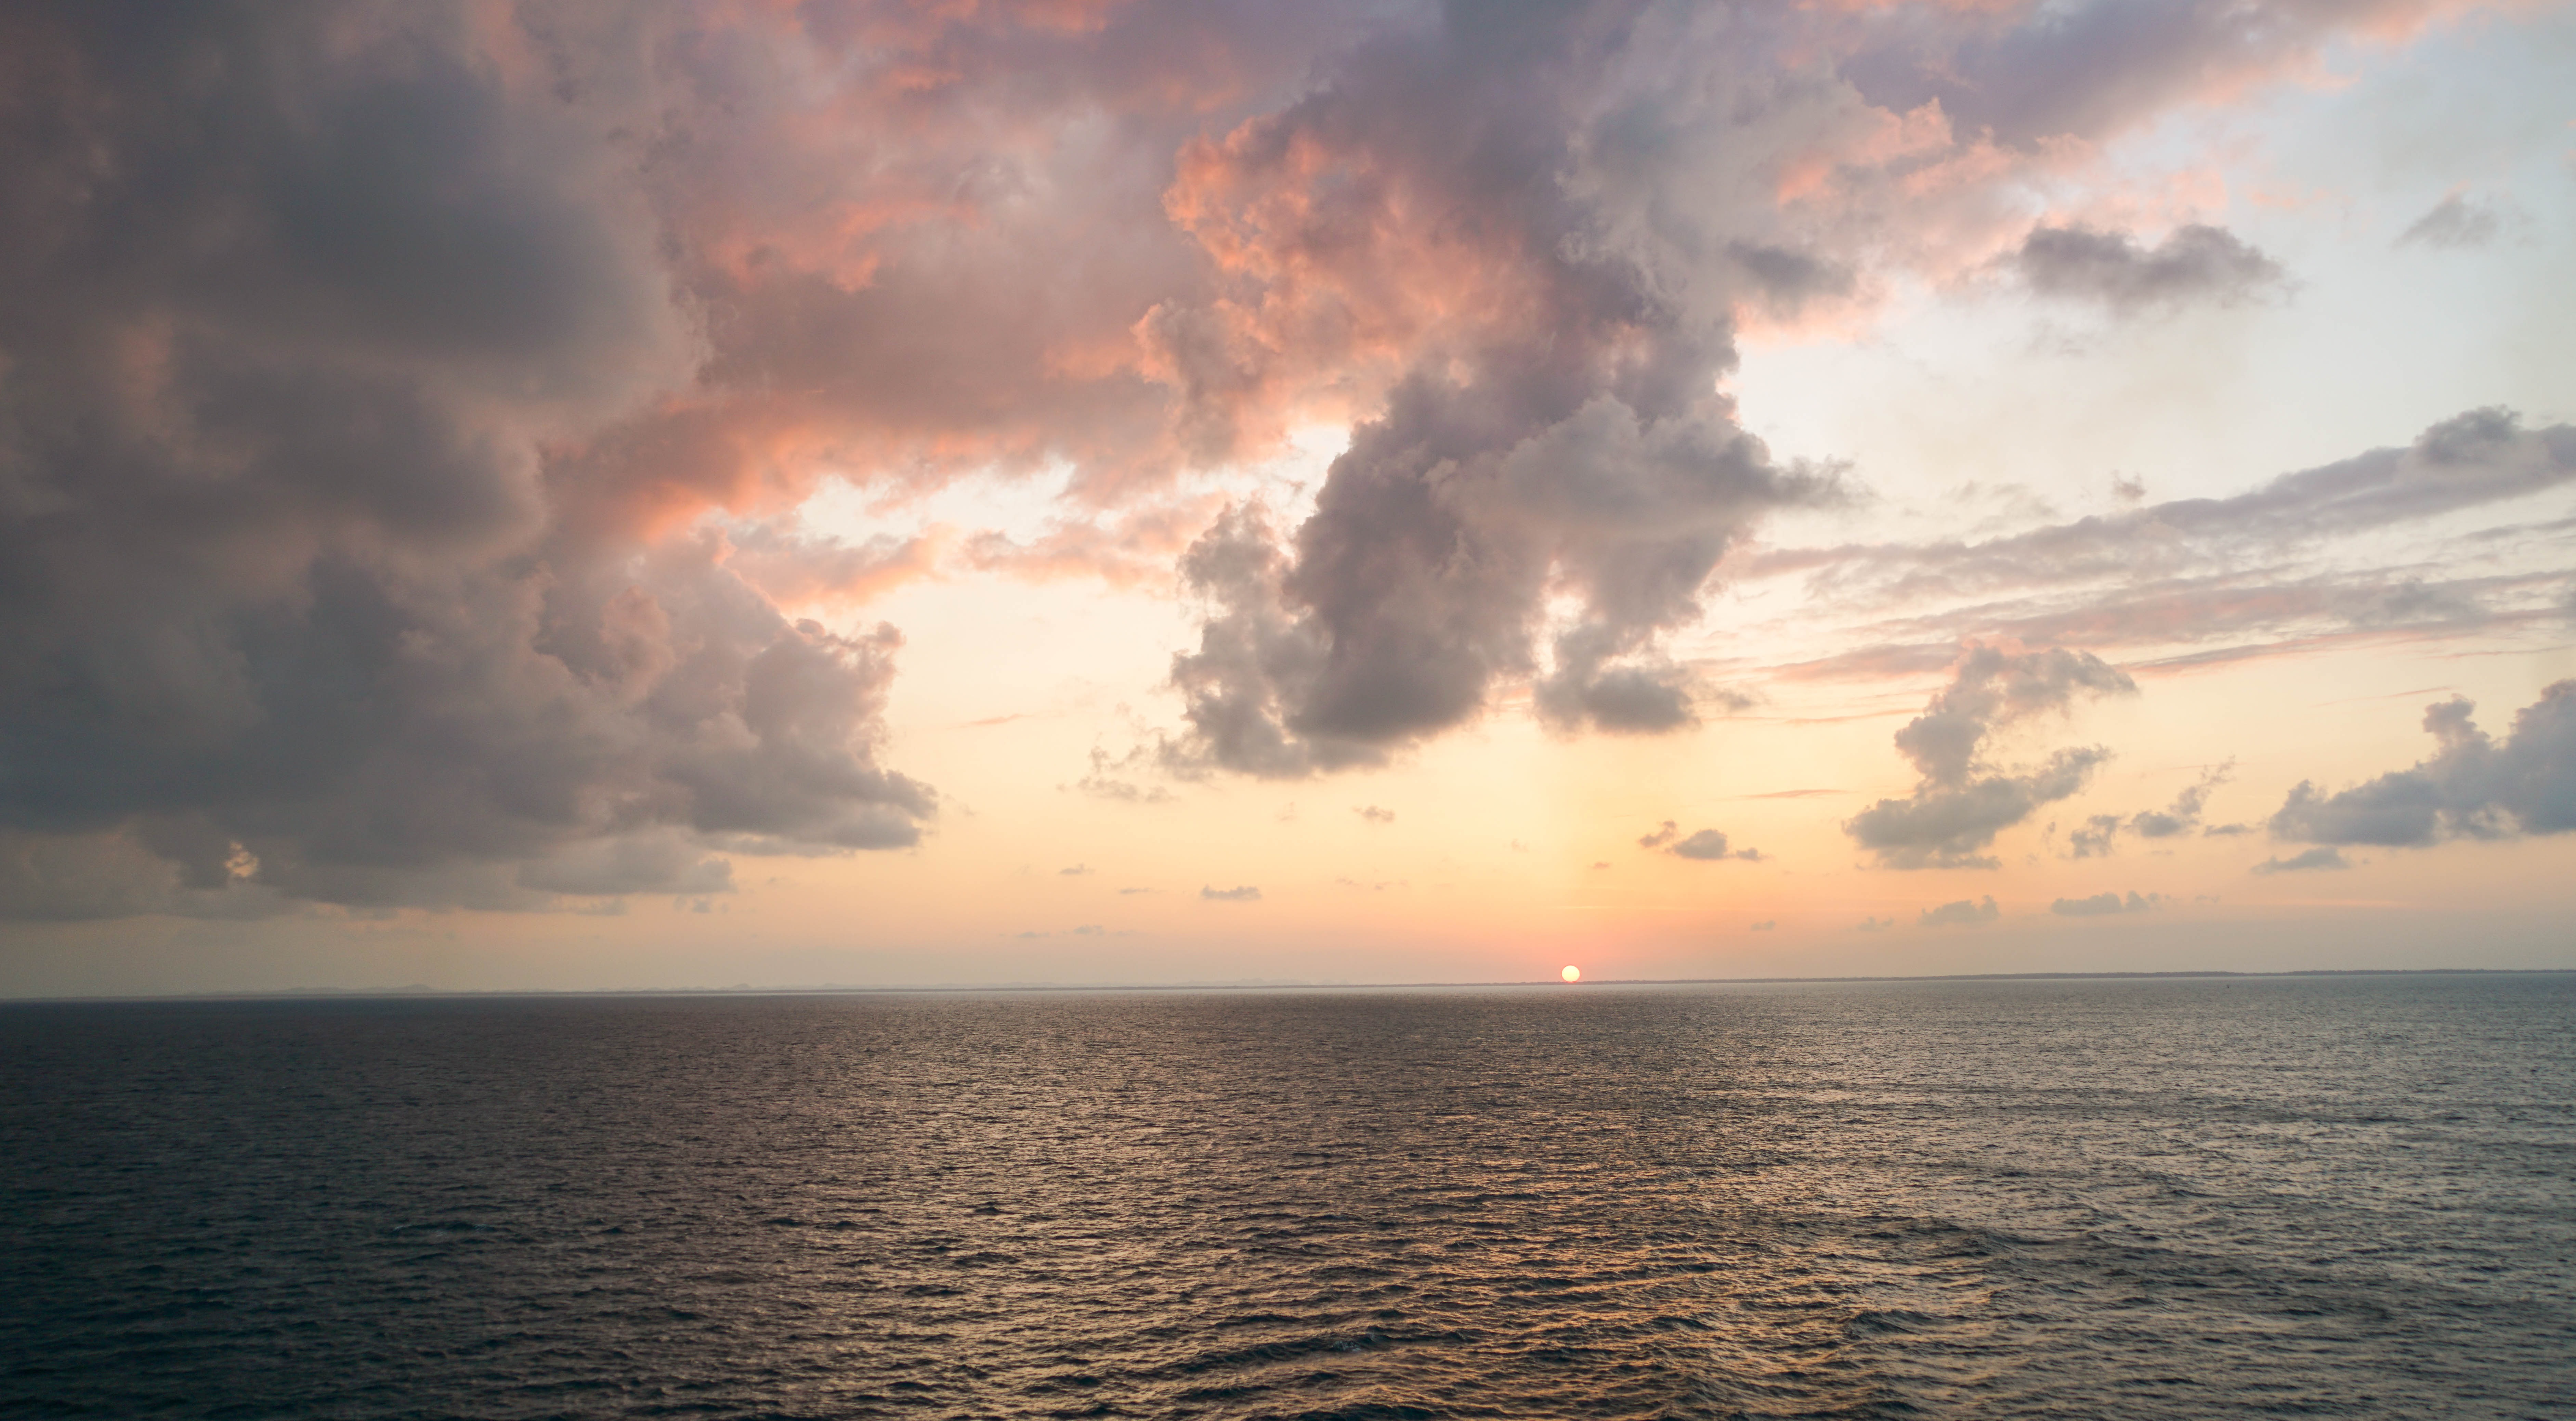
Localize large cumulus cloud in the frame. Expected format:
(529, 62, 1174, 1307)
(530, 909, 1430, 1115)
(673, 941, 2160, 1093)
(1158, 3, 1859, 774)
(0, 3, 929, 917)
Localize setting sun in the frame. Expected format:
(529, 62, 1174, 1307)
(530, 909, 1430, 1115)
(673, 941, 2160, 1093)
(4, 5, 2571, 1418)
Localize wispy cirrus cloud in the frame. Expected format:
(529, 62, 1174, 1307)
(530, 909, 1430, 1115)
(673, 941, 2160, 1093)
(1731, 410, 2576, 689)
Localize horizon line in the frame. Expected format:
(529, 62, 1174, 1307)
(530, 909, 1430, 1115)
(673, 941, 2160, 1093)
(5, 966, 2570, 1006)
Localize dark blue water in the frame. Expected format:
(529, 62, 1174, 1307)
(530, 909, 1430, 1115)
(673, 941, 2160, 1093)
(2, 976, 2571, 1419)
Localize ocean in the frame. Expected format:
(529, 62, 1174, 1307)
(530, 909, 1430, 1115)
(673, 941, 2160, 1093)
(2, 975, 2570, 1419)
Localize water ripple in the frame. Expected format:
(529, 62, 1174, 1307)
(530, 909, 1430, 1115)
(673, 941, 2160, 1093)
(3, 976, 2572, 1418)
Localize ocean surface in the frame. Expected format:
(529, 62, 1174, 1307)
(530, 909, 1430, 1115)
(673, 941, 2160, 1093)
(2, 975, 2571, 1420)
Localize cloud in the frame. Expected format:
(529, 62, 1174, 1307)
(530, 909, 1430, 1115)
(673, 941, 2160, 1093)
(1744, 410, 2576, 681)
(2397, 194, 2503, 250)
(0, 2, 2526, 916)
(1834, 0, 2476, 148)
(1151, 5, 1870, 776)
(2254, 847, 2351, 874)
(2051, 891, 2166, 917)
(1919, 896, 1999, 927)
(1857, 915, 1894, 932)
(0, 6, 976, 917)
(1763, 408, 2575, 609)
(2013, 223, 2286, 312)
(1846, 646, 2135, 868)
(1641, 820, 1762, 860)
(1672, 830, 1764, 862)
(1072, 747, 1174, 804)
(516, 832, 735, 899)
(1201, 884, 1262, 901)
(714, 516, 947, 610)
(2071, 762, 2233, 857)
(963, 496, 1228, 590)
(1751, 919, 1777, 930)
(0, 827, 286, 923)
(1354, 805, 1396, 825)
(2269, 682, 2576, 847)
(1060, 864, 1094, 876)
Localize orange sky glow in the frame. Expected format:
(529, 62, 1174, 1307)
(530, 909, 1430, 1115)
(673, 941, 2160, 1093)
(1, 0, 2571, 995)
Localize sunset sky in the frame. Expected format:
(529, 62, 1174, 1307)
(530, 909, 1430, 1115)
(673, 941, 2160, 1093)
(2, 0, 2572, 996)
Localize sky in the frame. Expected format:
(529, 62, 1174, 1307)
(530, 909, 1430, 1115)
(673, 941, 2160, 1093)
(2, 0, 2572, 997)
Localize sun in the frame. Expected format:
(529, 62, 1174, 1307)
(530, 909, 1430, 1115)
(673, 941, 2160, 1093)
(1561, 965, 1581, 983)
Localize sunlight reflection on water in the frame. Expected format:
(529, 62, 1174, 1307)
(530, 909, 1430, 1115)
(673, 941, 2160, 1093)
(3, 976, 2571, 1418)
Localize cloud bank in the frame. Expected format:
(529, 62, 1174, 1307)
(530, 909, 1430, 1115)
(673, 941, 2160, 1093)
(2270, 684, 2576, 847)
(0, 5, 935, 917)
(0, 0, 2527, 919)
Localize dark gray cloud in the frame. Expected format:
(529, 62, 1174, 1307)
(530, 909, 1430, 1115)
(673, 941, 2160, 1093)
(2397, 194, 2503, 251)
(2051, 890, 2165, 916)
(2013, 223, 2285, 312)
(516, 832, 735, 899)
(1920, 896, 1999, 927)
(2254, 847, 2350, 874)
(0, 4, 931, 918)
(1847, 646, 2135, 868)
(1201, 884, 1262, 902)
(1156, 5, 1848, 775)
(0, 828, 285, 923)
(2269, 682, 2576, 848)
